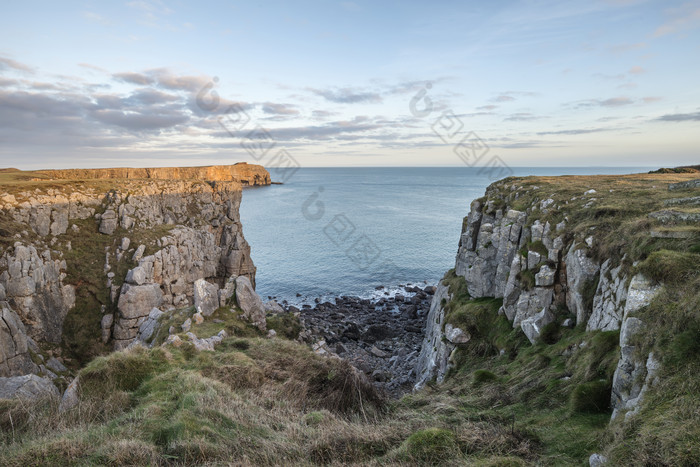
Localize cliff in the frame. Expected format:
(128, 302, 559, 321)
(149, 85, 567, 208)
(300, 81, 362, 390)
(35, 162, 271, 186)
(0, 164, 269, 383)
(415, 172, 700, 464)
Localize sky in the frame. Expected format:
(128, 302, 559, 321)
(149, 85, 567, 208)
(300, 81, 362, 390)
(0, 0, 699, 169)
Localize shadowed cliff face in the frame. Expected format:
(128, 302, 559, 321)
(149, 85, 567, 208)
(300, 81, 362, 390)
(0, 167, 267, 375)
(35, 162, 271, 186)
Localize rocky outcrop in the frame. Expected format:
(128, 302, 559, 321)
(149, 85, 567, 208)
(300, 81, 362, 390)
(0, 164, 267, 370)
(37, 162, 271, 186)
(1, 302, 38, 377)
(415, 178, 665, 410)
(0, 245, 75, 343)
(610, 274, 662, 420)
(413, 282, 451, 389)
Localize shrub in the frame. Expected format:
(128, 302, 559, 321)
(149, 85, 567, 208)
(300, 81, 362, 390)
(570, 380, 610, 413)
(402, 427, 458, 463)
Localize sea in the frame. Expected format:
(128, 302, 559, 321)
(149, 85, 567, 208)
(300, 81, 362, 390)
(239, 167, 650, 305)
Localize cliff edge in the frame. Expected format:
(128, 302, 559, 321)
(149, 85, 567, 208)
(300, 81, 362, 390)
(0, 164, 269, 386)
(414, 172, 700, 465)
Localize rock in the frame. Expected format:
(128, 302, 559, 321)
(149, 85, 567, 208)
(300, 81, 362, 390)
(565, 244, 600, 327)
(181, 318, 192, 332)
(46, 357, 67, 373)
(668, 179, 700, 191)
(0, 374, 59, 400)
(99, 209, 118, 235)
(589, 453, 608, 466)
(165, 334, 183, 347)
(101, 314, 113, 344)
(587, 259, 628, 332)
(132, 245, 146, 262)
(535, 265, 556, 286)
(59, 376, 80, 412)
(125, 266, 147, 285)
(264, 300, 285, 314)
(117, 283, 162, 320)
(562, 318, 574, 328)
(218, 275, 237, 307)
(649, 210, 700, 224)
(584, 189, 597, 195)
(664, 196, 700, 206)
(192, 312, 204, 325)
(424, 285, 436, 295)
(120, 237, 131, 251)
(520, 307, 555, 344)
(445, 323, 470, 344)
(186, 330, 227, 351)
(625, 274, 661, 317)
(137, 308, 163, 343)
(266, 329, 277, 339)
(235, 276, 266, 330)
(0, 302, 37, 377)
(194, 279, 219, 317)
(370, 346, 389, 358)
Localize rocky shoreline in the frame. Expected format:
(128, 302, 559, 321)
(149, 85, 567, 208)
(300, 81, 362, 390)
(281, 285, 436, 397)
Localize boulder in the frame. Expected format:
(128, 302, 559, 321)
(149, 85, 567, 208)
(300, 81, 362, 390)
(125, 266, 147, 285)
(137, 308, 164, 343)
(535, 265, 556, 287)
(235, 276, 266, 330)
(0, 374, 59, 400)
(59, 376, 80, 412)
(520, 307, 555, 344)
(445, 323, 470, 344)
(264, 300, 285, 314)
(565, 244, 600, 327)
(117, 283, 162, 320)
(194, 279, 219, 317)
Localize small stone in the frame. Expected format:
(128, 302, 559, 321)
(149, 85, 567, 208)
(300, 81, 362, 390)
(266, 329, 277, 339)
(192, 312, 204, 325)
(181, 318, 192, 332)
(165, 335, 183, 347)
(370, 346, 388, 358)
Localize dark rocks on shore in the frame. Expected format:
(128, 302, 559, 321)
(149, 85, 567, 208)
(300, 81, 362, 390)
(288, 289, 432, 397)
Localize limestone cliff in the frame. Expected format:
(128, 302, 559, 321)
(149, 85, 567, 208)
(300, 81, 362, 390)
(0, 164, 268, 381)
(36, 162, 271, 186)
(415, 173, 700, 424)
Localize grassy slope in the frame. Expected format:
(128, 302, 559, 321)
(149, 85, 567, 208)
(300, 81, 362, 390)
(1, 171, 699, 465)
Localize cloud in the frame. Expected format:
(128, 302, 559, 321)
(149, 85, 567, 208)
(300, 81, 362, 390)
(489, 91, 538, 103)
(261, 102, 299, 115)
(642, 96, 663, 103)
(311, 110, 338, 119)
(654, 2, 700, 37)
(491, 94, 515, 102)
(656, 111, 700, 122)
(477, 105, 498, 111)
(629, 66, 645, 74)
(0, 77, 18, 88)
(601, 97, 634, 106)
(308, 86, 383, 104)
(0, 56, 34, 73)
(113, 72, 155, 85)
(537, 127, 617, 136)
(153, 70, 210, 92)
(128, 88, 180, 105)
(90, 108, 188, 130)
(504, 113, 545, 121)
(570, 97, 634, 108)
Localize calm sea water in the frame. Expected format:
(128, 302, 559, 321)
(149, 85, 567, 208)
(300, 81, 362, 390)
(240, 167, 649, 304)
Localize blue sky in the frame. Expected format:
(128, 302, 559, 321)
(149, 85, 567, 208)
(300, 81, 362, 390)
(0, 0, 699, 169)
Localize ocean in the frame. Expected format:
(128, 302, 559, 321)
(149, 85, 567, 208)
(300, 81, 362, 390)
(239, 167, 650, 305)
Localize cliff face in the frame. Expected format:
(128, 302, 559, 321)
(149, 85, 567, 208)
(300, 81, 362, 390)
(36, 162, 271, 186)
(415, 173, 700, 423)
(0, 165, 268, 379)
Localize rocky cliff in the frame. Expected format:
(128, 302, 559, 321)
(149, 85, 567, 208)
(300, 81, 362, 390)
(415, 173, 700, 427)
(36, 162, 271, 186)
(0, 165, 269, 387)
